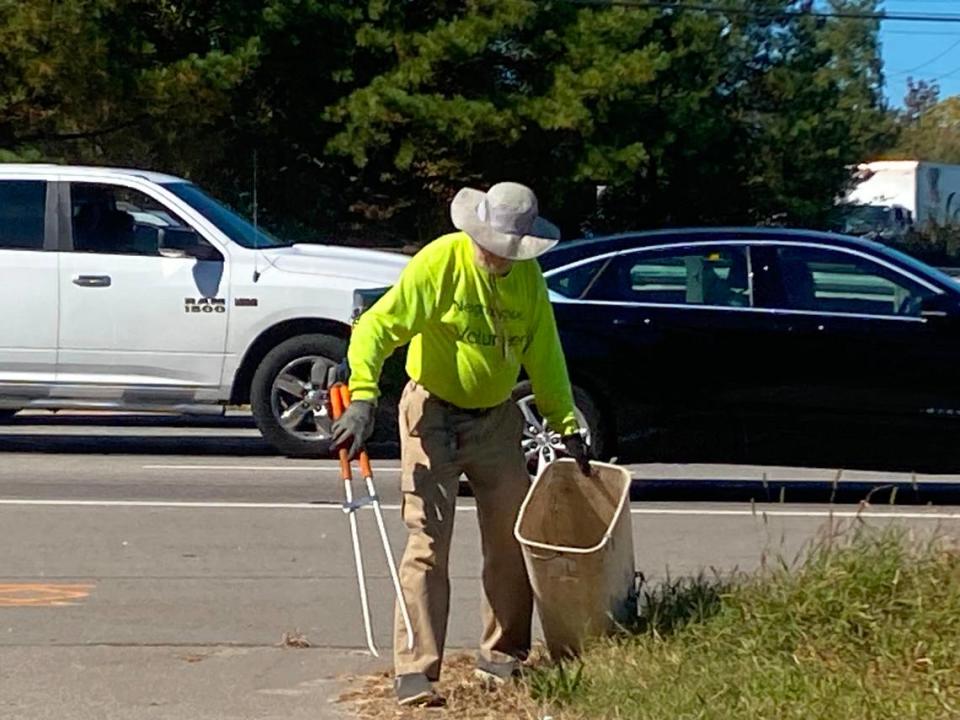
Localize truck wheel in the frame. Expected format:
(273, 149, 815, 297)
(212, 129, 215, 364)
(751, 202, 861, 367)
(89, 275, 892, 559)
(512, 381, 607, 476)
(250, 334, 346, 457)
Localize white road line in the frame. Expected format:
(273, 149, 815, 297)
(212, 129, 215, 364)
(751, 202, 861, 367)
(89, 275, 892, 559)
(141, 464, 403, 472)
(630, 508, 960, 520)
(0, 499, 347, 509)
(0, 498, 959, 520)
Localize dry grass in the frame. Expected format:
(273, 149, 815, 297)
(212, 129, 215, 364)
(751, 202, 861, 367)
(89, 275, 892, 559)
(280, 630, 311, 648)
(339, 651, 569, 720)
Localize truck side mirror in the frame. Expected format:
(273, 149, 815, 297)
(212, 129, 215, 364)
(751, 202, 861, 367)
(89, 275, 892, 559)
(158, 227, 222, 261)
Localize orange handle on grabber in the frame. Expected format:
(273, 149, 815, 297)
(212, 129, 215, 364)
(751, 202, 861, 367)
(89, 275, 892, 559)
(326, 382, 413, 655)
(329, 385, 352, 480)
(334, 385, 374, 478)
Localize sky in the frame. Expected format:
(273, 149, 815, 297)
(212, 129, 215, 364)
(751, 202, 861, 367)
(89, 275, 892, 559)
(878, 0, 960, 105)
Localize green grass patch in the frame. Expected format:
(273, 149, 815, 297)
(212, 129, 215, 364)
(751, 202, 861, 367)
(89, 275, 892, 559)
(530, 528, 960, 719)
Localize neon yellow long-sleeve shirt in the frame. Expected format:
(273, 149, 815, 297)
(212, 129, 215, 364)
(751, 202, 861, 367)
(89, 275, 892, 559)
(347, 232, 579, 436)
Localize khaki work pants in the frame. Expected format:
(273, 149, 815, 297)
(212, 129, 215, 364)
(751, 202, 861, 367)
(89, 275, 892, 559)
(394, 380, 533, 680)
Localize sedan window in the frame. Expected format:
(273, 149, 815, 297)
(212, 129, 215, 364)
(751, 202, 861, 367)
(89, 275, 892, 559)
(588, 245, 751, 307)
(762, 246, 936, 317)
(546, 258, 609, 299)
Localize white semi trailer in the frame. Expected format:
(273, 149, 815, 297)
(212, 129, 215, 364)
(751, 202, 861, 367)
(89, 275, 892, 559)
(840, 160, 960, 239)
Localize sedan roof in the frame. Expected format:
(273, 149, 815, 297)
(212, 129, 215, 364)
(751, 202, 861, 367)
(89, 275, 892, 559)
(540, 227, 899, 270)
(538, 226, 960, 294)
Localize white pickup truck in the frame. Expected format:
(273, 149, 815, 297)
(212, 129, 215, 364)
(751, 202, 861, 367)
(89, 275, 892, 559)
(0, 164, 408, 455)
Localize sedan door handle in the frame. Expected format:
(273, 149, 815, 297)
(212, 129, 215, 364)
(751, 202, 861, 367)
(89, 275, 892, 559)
(73, 275, 112, 288)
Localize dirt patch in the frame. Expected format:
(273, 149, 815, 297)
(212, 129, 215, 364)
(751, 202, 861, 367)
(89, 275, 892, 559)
(177, 653, 206, 664)
(339, 652, 561, 719)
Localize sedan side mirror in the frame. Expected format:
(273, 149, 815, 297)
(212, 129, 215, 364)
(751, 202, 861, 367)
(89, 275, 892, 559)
(920, 293, 957, 320)
(157, 227, 222, 261)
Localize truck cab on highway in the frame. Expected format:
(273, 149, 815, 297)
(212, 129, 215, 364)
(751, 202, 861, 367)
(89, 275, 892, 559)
(0, 164, 408, 456)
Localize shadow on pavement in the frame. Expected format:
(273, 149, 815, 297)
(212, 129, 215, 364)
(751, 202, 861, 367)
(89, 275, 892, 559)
(6, 413, 256, 429)
(624, 414, 960, 475)
(0, 413, 401, 458)
(5, 412, 960, 505)
(0, 433, 276, 456)
(628, 479, 960, 506)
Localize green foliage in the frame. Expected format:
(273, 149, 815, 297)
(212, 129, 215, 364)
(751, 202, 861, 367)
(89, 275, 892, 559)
(889, 96, 960, 166)
(891, 224, 960, 268)
(0, 0, 896, 245)
(0, 0, 258, 179)
(526, 528, 960, 719)
(527, 659, 586, 706)
(329, 0, 895, 237)
(0, 146, 43, 163)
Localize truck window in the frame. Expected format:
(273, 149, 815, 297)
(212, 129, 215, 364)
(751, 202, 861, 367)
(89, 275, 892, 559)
(69, 183, 189, 256)
(163, 182, 290, 249)
(0, 180, 46, 251)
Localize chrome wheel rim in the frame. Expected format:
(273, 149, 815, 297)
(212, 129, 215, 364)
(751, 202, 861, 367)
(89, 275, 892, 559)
(516, 394, 591, 477)
(270, 356, 333, 441)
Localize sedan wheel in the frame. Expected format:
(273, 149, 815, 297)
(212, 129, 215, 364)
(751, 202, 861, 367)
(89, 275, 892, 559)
(516, 393, 593, 477)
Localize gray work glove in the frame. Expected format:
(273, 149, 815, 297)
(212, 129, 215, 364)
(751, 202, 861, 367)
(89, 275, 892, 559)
(325, 360, 350, 389)
(331, 399, 375, 459)
(562, 432, 593, 476)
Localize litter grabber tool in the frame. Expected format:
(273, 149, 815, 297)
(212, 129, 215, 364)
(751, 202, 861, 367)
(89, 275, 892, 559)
(329, 383, 414, 657)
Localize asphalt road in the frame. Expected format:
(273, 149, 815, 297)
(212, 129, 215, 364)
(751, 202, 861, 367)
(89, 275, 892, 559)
(3, 414, 960, 719)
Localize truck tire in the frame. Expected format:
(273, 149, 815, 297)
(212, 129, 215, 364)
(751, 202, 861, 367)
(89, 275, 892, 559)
(512, 381, 607, 476)
(250, 334, 346, 457)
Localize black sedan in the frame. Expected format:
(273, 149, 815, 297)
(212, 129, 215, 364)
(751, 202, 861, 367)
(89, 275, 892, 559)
(358, 228, 960, 471)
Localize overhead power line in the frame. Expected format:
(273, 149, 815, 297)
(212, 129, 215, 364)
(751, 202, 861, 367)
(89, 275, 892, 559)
(887, 31, 960, 37)
(565, 0, 960, 23)
(933, 63, 960, 82)
(888, 37, 960, 78)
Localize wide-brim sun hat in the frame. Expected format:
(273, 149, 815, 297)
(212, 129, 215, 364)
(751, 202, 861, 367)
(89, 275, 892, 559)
(450, 182, 560, 261)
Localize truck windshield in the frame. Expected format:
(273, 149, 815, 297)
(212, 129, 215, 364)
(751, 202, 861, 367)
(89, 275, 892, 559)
(164, 182, 290, 249)
(841, 205, 895, 235)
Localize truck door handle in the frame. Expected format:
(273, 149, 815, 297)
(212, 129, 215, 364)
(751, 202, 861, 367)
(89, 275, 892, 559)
(73, 275, 112, 288)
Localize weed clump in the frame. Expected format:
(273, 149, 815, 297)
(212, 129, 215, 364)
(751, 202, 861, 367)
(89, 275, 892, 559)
(531, 527, 960, 719)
